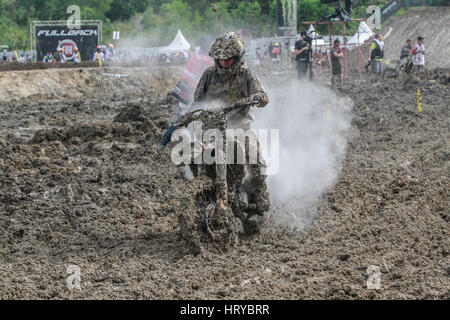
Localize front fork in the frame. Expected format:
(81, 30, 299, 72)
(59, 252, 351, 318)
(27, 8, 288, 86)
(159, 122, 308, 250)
(215, 136, 228, 210)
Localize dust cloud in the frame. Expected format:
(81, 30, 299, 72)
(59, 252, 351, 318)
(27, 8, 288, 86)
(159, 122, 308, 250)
(254, 79, 354, 229)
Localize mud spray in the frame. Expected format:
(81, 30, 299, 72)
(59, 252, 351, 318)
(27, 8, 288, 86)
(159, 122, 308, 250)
(254, 79, 354, 229)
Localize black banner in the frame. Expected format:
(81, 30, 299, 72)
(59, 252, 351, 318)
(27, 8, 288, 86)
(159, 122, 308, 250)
(380, 0, 404, 22)
(35, 25, 99, 62)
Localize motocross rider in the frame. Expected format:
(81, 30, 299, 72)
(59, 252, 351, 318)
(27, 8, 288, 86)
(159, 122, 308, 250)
(193, 32, 270, 218)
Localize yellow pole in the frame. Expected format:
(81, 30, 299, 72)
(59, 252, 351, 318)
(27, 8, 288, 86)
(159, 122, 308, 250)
(417, 88, 422, 112)
(78, 52, 82, 62)
(97, 52, 102, 68)
(14, 50, 19, 61)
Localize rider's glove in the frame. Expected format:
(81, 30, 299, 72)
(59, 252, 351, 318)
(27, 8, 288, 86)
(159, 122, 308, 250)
(251, 94, 265, 107)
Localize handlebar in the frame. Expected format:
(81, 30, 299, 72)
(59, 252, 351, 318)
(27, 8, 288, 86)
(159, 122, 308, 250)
(174, 100, 259, 128)
(159, 100, 259, 148)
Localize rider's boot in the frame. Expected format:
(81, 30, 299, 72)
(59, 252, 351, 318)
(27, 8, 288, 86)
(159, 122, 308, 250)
(242, 170, 270, 235)
(244, 137, 270, 218)
(247, 158, 270, 215)
(250, 186, 270, 215)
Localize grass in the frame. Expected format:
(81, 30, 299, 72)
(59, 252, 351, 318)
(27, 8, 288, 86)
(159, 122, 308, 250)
(381, 5, 414, 29)
(393, 8, 409, 17)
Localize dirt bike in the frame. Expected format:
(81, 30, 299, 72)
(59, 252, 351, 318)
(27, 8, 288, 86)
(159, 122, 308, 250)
(162, 100, 262, 254)
(383, 57, 413, 79)
(397, 56, 413, 75)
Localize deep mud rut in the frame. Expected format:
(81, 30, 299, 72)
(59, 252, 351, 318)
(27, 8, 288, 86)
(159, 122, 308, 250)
(0, 66, 448, 299)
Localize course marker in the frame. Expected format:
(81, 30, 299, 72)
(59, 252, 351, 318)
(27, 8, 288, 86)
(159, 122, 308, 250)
(97, 52, 103, 68)
(417, 88, 422, 112)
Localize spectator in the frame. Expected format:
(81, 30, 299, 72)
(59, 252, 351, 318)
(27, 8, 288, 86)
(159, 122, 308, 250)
(53, 49, 63, 63)
(397, 38, 413, 74)
(322, 0, 352, 21)
(59, 48, 67, 63)
(344, 0, 352, 16)
(271, 42, 281, 66)
(105, 43, 115, 61)
(400, 38, 412, 60)
(73, 47, 81, 63)
(93, 45, 105, 62)
(330, 39, 344, 86)
(43, 51, 53, 63)
(1, 48, 7, 63)
(411, 36, 425, 75)
(368, 27, 393, 82)
(294, 31, 310, 80)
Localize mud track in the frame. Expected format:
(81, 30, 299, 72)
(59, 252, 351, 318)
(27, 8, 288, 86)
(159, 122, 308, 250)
(0, 66, 448, 299)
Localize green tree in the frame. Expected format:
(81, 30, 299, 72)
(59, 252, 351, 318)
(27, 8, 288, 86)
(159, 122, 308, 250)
(159, 0, 194, 41)
(0, 0, 402, 49)
(106, 0, 136, 21)
(298, 0, 333, 24)
(129, 0, 151, 13)
(140, 6, 160, 30)
(201, 0, 233, 35)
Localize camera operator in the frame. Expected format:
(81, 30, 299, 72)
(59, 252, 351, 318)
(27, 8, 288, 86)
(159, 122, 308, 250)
(294, 31, 312, 80)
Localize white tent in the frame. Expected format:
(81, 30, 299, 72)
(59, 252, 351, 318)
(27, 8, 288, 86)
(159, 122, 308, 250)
(161, 29, 191, 53)
(312, 38, 326, 46)
(308, 24, 317, 38)
(347, 21, 374, 45)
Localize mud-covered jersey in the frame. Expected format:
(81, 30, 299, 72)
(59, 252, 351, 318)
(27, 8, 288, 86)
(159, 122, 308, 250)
(93, 51, 104, 62)
(412, 43, 425, 66)
(194, 66, 269, 130)
(400, 43, 411, 59)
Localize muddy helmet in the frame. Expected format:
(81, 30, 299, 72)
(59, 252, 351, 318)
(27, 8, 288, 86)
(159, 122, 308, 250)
(209, 32, 245, 60)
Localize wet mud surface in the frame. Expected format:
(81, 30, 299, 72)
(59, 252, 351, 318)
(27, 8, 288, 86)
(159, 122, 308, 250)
(0, 66, 449, 299)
